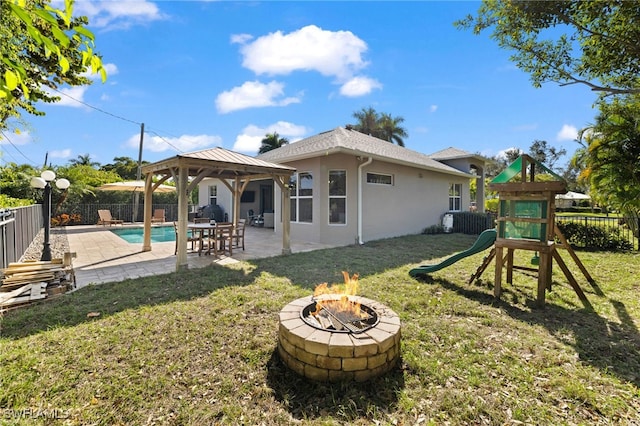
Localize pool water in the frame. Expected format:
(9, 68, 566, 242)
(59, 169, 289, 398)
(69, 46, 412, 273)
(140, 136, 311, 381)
(111, 226, 175, 243)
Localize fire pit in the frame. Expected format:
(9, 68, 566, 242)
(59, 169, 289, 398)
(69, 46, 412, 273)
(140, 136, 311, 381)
(278, 273, 401, 382)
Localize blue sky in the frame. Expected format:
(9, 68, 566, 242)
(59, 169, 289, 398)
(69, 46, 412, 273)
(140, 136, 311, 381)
(1, 1, 600, 169)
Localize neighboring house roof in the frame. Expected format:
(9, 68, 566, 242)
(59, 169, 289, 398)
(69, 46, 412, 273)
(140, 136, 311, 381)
(429, 147, 487, 163)
(257, 127, 474, 178)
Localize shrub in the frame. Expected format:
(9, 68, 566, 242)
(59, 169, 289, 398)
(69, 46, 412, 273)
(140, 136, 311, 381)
(557, 222, 632, 251)
(422, 224, 445, 234)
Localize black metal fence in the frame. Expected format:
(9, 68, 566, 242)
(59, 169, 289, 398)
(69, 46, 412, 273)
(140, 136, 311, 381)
(66, 203, 195, 225)
(0, 205, 43, 269)
(556, 215, 638, 250)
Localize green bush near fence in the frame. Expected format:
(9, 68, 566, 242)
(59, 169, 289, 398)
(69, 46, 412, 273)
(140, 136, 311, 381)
(557, 221, 633, 251)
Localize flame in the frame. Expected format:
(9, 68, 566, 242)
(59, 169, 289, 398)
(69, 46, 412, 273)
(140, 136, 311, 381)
(311, 272, 365, 318)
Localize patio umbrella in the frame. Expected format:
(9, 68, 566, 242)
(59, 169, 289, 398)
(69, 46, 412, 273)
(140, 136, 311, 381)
(96, 180, 176, 193)
(97, 180, 176, 222)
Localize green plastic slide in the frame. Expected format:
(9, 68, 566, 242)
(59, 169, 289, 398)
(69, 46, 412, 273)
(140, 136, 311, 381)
(409, 229, 497, 277)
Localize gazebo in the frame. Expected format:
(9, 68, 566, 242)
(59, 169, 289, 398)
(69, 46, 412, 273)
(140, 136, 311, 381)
(140, 147, 296, 271)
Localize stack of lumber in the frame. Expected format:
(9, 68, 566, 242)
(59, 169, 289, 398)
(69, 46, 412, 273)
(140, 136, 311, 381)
(0, 254, 75, 311)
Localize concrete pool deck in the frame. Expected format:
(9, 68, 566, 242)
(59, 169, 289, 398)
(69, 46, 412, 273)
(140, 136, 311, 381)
(66, 223, 337, 290)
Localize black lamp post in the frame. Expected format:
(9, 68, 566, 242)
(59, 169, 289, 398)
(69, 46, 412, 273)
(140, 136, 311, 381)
(30, 170, 70, 261)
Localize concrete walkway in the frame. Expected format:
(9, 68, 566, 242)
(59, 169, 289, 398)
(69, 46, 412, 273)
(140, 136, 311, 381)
(66, 224, 336, 290)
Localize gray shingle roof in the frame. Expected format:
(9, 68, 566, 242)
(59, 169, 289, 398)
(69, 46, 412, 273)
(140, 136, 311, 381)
(258, 127, 473, 177)
(429, 147, 487, 163)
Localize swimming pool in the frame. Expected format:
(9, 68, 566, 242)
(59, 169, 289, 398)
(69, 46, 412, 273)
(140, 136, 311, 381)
(111, 226, 175, 243)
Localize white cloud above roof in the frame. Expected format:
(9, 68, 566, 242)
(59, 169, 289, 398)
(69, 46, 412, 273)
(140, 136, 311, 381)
(232, 121, 309, 154)
(238, 25, 369, 80)
(215, 81, 301, 114)
(339, 76, 382, 97)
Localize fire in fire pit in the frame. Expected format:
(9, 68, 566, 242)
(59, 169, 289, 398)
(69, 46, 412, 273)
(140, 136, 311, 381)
(302, 272, 379, 333)
(278, 272, 401, 382)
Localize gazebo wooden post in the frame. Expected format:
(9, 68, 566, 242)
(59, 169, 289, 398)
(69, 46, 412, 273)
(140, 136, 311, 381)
(176, 165, 189, 270)
(142, 175, 153, 252)
(282, 184, 291, 255)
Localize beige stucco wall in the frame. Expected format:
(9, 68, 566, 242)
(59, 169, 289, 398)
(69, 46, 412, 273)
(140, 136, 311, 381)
(198, 154, 473, 246)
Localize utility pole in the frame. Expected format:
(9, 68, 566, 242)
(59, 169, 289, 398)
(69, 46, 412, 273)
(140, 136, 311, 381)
(133, 123, 144, 222)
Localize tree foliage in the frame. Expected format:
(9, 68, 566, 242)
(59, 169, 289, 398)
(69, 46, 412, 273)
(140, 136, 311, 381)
(456, 1, 640, 96)
(349, 107, 408, 147)
(258, 132, 289, 154)
(580, 95, 640, 219)
(1, 0, 106, 130)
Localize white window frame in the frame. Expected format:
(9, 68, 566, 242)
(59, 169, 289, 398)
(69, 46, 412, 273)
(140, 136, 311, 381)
(329, 170, 347, 225)
(449, 183, 462, 211)
(290, 172, 313, 223)
(208, 185, 217, 206)
(366, 172, 393, 186)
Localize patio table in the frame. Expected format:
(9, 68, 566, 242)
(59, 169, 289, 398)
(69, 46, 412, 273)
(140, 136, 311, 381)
(188, 223, 233, 256)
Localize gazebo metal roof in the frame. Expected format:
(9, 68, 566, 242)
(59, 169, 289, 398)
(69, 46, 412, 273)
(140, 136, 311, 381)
(140, 147, 296, 271)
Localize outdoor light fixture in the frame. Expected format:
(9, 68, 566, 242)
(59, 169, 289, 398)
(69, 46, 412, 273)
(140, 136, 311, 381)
(30, 170, 70, 261)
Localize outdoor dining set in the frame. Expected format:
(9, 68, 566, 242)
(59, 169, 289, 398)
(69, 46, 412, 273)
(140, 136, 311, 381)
(176, 218, 246, 257)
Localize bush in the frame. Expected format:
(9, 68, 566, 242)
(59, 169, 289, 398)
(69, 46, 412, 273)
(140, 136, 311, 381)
(557, 222, 632, 251)
(422, 224, 445, 234)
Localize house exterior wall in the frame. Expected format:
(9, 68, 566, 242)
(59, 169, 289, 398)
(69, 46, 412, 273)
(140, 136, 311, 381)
(197, 153, 473, 246)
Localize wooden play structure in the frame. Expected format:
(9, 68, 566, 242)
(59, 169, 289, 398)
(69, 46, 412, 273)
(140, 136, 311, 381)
(470, 155, 594, 306)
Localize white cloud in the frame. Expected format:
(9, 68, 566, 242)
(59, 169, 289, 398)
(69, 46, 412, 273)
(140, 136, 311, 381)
(0, 130, 31, 145)
(557, 124, 578, 141)
(71, 0, 166, 29)
(50, 86, 90, 108)
(239, 25, 369, 81)
(49, 149, 72, 159)
(215, 81, 301, 114)
(232, 122, 309, 154)
(496, 147, 523, 160)
(429, 105, 438, 113)
(231, 33, 253, 44)
(339, 76, 382, 97)
(126, 133, 222, 153)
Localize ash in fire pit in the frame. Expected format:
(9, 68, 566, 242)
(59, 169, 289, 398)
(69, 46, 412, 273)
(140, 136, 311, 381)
(278, 272, 401, 382)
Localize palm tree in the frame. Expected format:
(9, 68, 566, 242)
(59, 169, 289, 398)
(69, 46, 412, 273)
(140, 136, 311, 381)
(351, 107, 379, 136)
(350, 107, 408, 147)
(378, 113, 407, 147)
(258, 132, 289, 154)
(68, 154, 100, 168)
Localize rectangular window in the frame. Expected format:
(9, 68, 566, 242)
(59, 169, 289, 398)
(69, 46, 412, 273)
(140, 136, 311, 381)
(209, 185, 217, 205)
(449, 183, 461, 211)
(329, 170, 346, 224)
(290, 172, 313, 223)
(366, 172, 393, 185)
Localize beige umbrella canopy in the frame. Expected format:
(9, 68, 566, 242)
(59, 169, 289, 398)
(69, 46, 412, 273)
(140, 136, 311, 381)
(97, 180, 176, 222)
(96, 180, 176, 193)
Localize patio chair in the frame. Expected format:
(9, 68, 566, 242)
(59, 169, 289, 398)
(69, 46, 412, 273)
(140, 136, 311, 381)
(151, 209, 166, 223)
(97, 209, 124, 226)
(248, 209, 263, 227)
(173, 222, 199, 255)
(232, 218, 247, 251)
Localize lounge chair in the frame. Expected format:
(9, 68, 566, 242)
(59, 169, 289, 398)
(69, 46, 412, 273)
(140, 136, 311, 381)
(97, 209, 124, 226)
(151, 209, 166, 223)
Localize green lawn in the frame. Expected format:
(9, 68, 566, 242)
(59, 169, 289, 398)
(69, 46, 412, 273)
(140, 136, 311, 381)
(1, 234, 639, 425)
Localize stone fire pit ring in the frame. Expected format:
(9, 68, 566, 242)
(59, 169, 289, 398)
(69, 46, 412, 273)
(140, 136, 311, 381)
(278, 295, 401, 382)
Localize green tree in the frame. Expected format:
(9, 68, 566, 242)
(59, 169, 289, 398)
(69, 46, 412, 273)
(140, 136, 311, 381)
(528, 140, 566, 172)
(350, 107, 408, 146)
(456, 1, 640, 96)
(580, 96, 640, 226)
(101, 156, 147, 180)
(258, 132, 289, 154)
(68, 153, 100, 168)
(1, 0, 106, 130)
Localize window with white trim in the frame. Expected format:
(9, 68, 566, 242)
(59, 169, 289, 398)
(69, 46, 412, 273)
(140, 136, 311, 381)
(329, 170, 346, 224)
(290, 172, 313, 223)
(449, 183, 462, 211)
(366, 172, 393, 185)
(208, 185, 217, 205)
